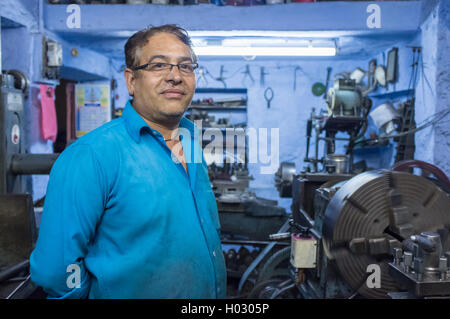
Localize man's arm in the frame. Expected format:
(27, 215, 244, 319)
(30, 143, 107, 298)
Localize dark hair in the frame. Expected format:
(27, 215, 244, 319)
(124, 24, 197, 70)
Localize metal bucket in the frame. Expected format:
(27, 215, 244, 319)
(324, 154, 349, 174)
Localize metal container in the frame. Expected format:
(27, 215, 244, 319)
(324, 154, 349, 174)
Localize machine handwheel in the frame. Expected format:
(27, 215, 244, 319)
(392, 160, 450, 193)
(258, 247, 291, 282)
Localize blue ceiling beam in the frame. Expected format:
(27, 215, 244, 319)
(43, 1, 422, 34)
(1, 0, 40, 31)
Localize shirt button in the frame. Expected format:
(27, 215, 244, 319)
(213, 251, 216, 257)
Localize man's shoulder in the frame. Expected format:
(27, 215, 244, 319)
(62, 118, 126, 161)
(79, 117, 125, 142)
(77, 117, 125, 145)
(49, 119, 126, 186)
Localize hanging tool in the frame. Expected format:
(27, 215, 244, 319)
(215, 65, 227, 88)
(264, 87, 274, 109)
(367, 59, 377, 88)
(241, 65, 255, 87)
(260, 67, 268, 87)
(305, 109, 314, 160)
(293, 65, 309, 91)
(311, 67, 332, 97)
(406, 46, 422, 93)
(196, 66, 209, 87)
(323, 67, 332, 99)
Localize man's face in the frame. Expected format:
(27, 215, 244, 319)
(125, 32, 196, 124)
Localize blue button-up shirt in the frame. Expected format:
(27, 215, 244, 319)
(30, 100, 226, 299)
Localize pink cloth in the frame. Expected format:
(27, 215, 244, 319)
(40, 84, 58, 142)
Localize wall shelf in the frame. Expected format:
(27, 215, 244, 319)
(195, 88, 248, 94)
(188, 88, 248, 165)
(189, 106, 247, 111)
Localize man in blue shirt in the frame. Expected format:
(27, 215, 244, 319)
(30, 25, 227, 299)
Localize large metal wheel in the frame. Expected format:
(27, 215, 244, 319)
(323, 169, 450, 298)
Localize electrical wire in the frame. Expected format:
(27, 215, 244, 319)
(354, 107, 450, 145)
(420, 53, 435, 98)
(407, 48, 418, 91)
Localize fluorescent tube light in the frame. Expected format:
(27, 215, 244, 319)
(193, 46, 336, 57)
(188, 31, 324, 38)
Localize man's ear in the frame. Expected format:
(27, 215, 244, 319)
(124, 68, 136, 97)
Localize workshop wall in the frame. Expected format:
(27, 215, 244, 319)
(1, 0, 115, 201)
(412, 3, 438, 168)
(111, 64, 130, 110)
(364, 0, 450, 177)
(360, 36, 435, 171)
(434, 0, 450, 177)
(195, 58, 368, 209)
(2, 0, 449, 206)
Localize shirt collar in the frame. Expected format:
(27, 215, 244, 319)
(122, 100, 197, 143)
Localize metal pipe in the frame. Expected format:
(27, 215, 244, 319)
(10, 153, 59, 175)
(269, 232, 291, 241)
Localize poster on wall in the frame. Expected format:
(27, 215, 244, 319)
(75, 83, 111, 137)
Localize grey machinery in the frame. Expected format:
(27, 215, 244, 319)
(275, 150, 450, 299)
(0, 70, 57, 299)
(268, 71, 450, 299)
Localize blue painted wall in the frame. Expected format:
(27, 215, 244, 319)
(434, 0, 450, 177)
(1, 0, 115, 200)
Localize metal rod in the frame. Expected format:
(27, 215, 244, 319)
(221, 239, 289, 246)
(6, 275, 31, 299)
(10, 153, 59, 175)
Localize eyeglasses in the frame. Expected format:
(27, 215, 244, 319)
(133, 62, 199, 75)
